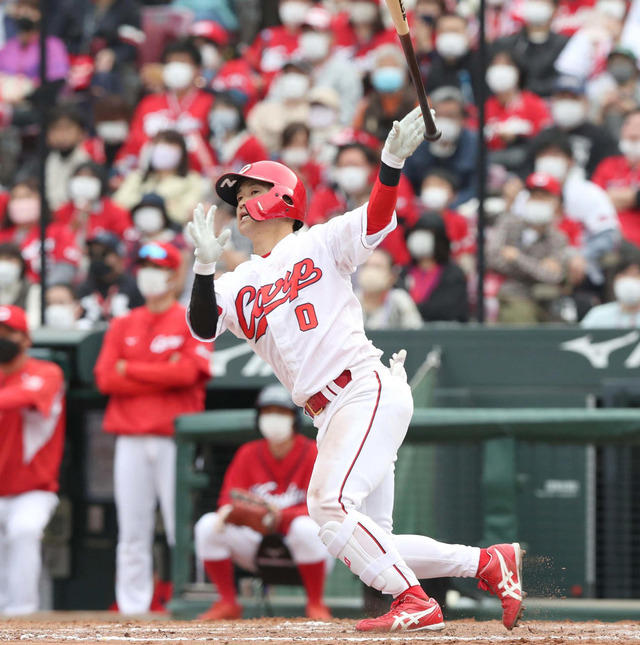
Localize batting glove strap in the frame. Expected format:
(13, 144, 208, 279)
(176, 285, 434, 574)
(193, 260, 217, 276)
(381, 148, 405, 169)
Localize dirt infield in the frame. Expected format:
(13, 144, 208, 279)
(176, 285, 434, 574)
(1, 616, 640, 645)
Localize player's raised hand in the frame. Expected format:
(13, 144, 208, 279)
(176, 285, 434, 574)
(187, 203, 231, 266)
(382, 105, 437, 165)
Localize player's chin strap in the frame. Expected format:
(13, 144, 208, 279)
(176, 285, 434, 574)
(319, 511, 408, 595)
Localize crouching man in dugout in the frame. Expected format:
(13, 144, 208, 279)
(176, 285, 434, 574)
(195, 384, 333, 620)
(0, 305, 65, 615)
(94, 241, 211, 614)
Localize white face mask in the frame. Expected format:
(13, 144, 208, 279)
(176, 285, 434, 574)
(522, 0, 554, 26)
(596, 0, 626, 20)
(69, 176, 101, 204)
(281, 146, 310, 167)
(278, 73, 310, 100)
(429, 118, 461, 157)
(200, 44, 221, 70)
(535, 155, 569, 182)
(407, 230, 435, 259)
(209, 108, 240, 134)
(279, 1, 309, 26)
(486, 64, 519, 94)
(420, 186, 450, 211)
(299, 31, 331, 62)
(96, 120, 129, 144)
(309, 104, 336, 129)
(522, 199, 555, 225)
(435, 32, 469, 59)
(358, 265, 390, 293)
(348, 1, 378, 25)
(163, 61, 195, 90)
(150, 142, 182, 171)
(551, 99, 586, 129)
(619, 139, 640, 163)
(0, 260, 20, 287)
(45, 304, 76, 329)
(137, 267, 171, 298)
(258, 412, 294, 443)
(335, 166, 369, 195)
(134, 207, 165, 235)
(615, 276, 640, 305)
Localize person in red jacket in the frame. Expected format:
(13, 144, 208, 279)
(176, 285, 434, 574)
(195, 384, 332, 621)
(94, 241, 211, 615)
(0, 305, 65, 615)
(116, 39, 216, 174)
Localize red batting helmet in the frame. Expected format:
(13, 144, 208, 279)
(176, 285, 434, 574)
(215, 161, 307, 224)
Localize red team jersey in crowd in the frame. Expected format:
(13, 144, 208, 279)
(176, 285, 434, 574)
(0, 357, 65, 497)
(54, 198, 133, 241)
(211, 59, 262, 110)
(94, 302, 211, 437)
(218, 434, 317, 534)
(592, 155, 640, 247)
(117, 89, 216, 173)
(245, 26, 300, 87)
(485, 91, 551, 151)
(0, 223, 81, 282)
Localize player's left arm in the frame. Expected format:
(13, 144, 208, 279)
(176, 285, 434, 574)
(366, 106, 431, 235)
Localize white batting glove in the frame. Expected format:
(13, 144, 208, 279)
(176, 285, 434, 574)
(389, 348, 408, 382)
(381, 106, 436, 168)
(187, 203, 231, 275)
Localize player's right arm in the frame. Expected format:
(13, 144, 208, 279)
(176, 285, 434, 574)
(186, 204, 231, 340)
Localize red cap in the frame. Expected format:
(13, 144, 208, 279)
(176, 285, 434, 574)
(189, 20, 230, 47)
(138, 242, 182, 270)
(0, 305, 28, 334)
(525, 172, 562, 197)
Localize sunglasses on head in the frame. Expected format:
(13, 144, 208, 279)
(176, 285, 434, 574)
(139, 244, 168, 261)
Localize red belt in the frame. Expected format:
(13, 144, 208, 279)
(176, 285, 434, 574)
(304, 369, 352, 417)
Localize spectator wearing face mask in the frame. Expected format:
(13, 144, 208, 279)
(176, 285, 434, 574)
(355, 249, 422, 329)
(592, 110, 640, 248)
(76, 232, 144, 327)
(189, 20, 230, 86)
(413, 0, 445, 80)
(353, 45, 418, 144)
(44, 283, 83, 330)
(487, 173, 568, 323)
(307, 87, 342, 163)
(93, 95, 132, 174)
(279, 122, 324, 195)
(208, 93, 269, 174)
(485, 49, 551, 171)
(297, 7, 363, 126)
(54, 162, 133, 250)
(403, 86, 479, 207)
(245, 0, 312, 87)
(116, 40, 216, 175)
(590, 47, 640, 139)
(537, 74, 619, 178)
(426, 13, 481, 106)
(401, 213, 469, 322)
(0, 178, 81, 285)
(114, 130, 207, 225)
(0, 243, 40, 329)
(493, 0, 569, 98)
(582, 254, 640, 326)
(94, 241, 210, 615)
(247, 60, 311, 154)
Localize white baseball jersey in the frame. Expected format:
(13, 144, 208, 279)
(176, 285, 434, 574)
(189, 204, 396, 406)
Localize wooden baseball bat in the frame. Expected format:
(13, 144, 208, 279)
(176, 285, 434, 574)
(384, 0, 441, 141)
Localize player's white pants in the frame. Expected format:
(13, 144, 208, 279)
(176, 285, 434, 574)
(0, 490, 58, 615)
(114, 435, 176, 615)
(307, 363, 480, 596)
(195, 513, 331, 570)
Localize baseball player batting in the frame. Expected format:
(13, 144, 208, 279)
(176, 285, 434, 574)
(187, 106, 525, 632)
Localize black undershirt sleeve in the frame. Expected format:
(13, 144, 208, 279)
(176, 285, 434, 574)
(378, 161, 402, 187)
(188, 273, 219, 340)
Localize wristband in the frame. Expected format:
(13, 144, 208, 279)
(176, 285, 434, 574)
(381, 148, 405, 169)
(194, 260, 217, 275)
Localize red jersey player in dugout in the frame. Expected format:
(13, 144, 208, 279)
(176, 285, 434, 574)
(187, 107, 526, 632)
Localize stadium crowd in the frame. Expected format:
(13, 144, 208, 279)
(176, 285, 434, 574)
(1, 0, 640, 328)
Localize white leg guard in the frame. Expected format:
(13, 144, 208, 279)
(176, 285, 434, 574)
(319, 511, 419, 596)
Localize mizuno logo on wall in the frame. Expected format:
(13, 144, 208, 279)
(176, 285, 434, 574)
(561, 331, 640, 368)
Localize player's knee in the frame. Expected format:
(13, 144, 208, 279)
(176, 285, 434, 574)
(194, 513, 224, 557)
(6, 515, 48, 541)
(307, 489, 343, 526)
(288, 515, 320, 541)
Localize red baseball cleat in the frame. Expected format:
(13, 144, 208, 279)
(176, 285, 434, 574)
(198, 600, 243, 621)
(355, 594, 445, 632)
(477, 542, 525, 630)
(306, 602, 332, 620)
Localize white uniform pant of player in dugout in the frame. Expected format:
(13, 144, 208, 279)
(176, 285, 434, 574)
(195, 514, 333, 572)
(308, 362, 480, 595)
(114, 435, 176, 615)
(0, 490, 58, 615)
